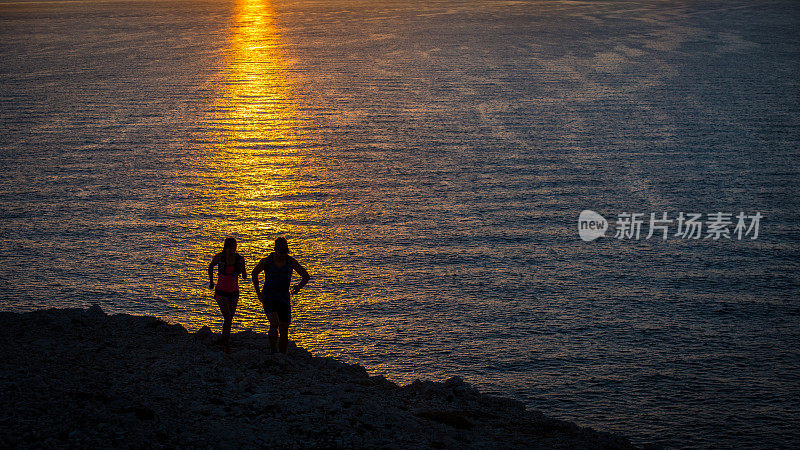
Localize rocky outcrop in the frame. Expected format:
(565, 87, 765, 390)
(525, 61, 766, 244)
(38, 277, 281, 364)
(0, 306, 634, 448)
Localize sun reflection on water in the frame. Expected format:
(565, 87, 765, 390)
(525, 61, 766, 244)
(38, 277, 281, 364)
(178, 0, 327, 335)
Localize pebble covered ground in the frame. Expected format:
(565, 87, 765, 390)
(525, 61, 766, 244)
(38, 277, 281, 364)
(0, 306, 635, 448)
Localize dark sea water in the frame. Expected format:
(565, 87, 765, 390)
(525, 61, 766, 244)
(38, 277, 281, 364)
(1, 0, 799, 447)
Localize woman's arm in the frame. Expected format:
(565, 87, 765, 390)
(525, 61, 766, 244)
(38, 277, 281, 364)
(239, 254, 247, 280)
(251, 258, 266, 298)
(290, 257, 311, 295)
(208, 253, 221, 289)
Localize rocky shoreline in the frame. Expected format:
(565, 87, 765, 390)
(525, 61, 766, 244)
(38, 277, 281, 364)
(0, 306, 635, 448)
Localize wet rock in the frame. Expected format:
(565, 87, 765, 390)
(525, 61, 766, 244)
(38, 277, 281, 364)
(86, 303, 105, 316)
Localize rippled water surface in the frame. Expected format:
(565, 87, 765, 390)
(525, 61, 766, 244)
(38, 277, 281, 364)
(1, 0, 799, 447)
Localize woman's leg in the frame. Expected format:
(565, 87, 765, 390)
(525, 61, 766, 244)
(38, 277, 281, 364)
(267, 312, 279, 353)
(277, 302, 291, 354)
(278, 321, 290, 354)
(262, 300, 279, 353)
(215, 295, 231, 351)
(216, 291, 239, 352)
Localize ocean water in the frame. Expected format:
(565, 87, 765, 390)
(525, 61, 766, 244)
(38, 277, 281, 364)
(1, 0, 799, 447)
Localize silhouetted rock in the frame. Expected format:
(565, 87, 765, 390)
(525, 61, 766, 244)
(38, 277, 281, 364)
(0, 306, 636, 448)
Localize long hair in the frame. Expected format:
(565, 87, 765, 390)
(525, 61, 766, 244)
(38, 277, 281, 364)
(223, 237, 237, 252)
(275, 236, 289, 255)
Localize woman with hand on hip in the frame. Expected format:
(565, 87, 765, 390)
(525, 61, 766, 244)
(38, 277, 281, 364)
(208, 237, 246, 353)
(252, 237, 310, 354)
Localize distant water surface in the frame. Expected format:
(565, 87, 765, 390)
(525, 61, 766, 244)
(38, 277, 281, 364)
(1, 0, 799, 447)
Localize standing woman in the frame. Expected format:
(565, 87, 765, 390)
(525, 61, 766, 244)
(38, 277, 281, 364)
(252, 237, 310, 354)
(208, 237, 246, 353)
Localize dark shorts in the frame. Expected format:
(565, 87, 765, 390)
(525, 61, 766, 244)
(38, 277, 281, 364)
(215, 289, 240, 303)
(261, 295, 291, 324)
(215, 289, 239, 316)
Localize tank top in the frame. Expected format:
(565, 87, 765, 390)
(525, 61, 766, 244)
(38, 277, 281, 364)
(216, 253, 244, 293)
(263, 252, 292, 304)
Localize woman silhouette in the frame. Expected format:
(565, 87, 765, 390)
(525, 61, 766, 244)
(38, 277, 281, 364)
(208, 237, 246, 353)
(252, 237, 310, 354)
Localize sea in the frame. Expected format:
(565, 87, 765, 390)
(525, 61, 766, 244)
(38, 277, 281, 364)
(1, 0, 798, 447)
